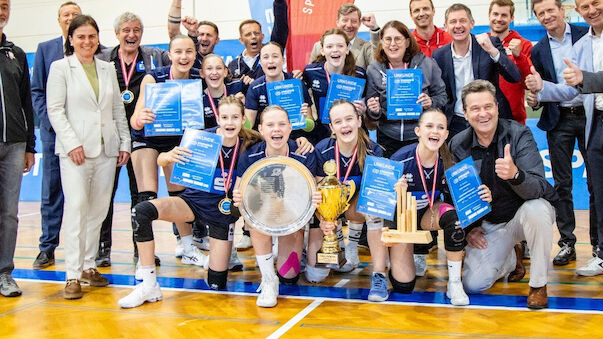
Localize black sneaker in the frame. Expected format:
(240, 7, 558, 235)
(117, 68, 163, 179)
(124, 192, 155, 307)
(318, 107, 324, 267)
(553, 244, 576, 266)
(95, 250, 111, 267)
(593, 245, 601, 258)
(33, 251, 55, 269)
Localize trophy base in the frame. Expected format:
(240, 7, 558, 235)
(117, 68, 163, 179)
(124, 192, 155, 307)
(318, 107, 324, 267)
(316, 251, 346, 270)
(381, 230, 433, 245)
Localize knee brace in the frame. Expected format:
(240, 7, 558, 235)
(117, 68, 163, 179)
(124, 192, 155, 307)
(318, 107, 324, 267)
(132, 201, 158, 242)
(138, 191, 157, 203)
(388, 270, 416, 294)
(277, 271, 300, 285)
(439, 209, 466, 252)
(207, 268, 228, 290)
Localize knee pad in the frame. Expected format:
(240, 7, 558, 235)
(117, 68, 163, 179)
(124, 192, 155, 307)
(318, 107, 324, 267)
(207, 268, 228, 290)
(138, 191, 157, 203)
(168, 189, 185, 197)
(132, 201, 158, 242)
(388, 270, 416, 294)
(440, 210, 466, 252)
(277, 271, 299, 285)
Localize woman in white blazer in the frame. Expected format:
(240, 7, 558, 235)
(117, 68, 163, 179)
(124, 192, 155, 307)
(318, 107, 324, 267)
(47, 15, 131, 300)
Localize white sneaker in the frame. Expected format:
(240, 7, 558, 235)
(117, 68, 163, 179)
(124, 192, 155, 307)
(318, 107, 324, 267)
(193, 236, 210, 251)
(576, 256, 603, 276)
(256, 277, 279, 307)
(336, 247, 359, 273)
(235, 235, 252, 251)
(174, 238, 183, 258)
(229, 250, 243, 271)
(181, 246, 209, 269)
(414, 254, 427, 277)
(118, 282, 162, 308)
(305, 265, 330, 283)
(446, 280, 469, 306)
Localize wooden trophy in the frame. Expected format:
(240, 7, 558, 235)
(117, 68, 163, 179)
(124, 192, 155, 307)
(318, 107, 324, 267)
(381, 185, 432, 245)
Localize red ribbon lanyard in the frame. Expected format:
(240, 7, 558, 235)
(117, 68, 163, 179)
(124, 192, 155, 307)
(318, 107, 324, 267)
(415, 147, 438, 209)
(118, 51, 139, 88)
(218, 138, 239, 196)
(205, 86, 228, 120)
(324, 63, 331, 85)
(335, 142, 357, 183)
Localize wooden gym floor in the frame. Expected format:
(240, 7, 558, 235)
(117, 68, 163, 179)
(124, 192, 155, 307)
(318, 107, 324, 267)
(2, 202, 602, 338)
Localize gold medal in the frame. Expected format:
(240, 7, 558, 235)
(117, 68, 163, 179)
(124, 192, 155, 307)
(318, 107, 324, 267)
(323, 160, 337, 176)
(219, 197, 232, 215)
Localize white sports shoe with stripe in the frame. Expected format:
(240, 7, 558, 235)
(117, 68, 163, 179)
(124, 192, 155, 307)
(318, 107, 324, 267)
(118, 282, 162, 308)
(576, 256, 603, 276)
(181, 246, 209, 269)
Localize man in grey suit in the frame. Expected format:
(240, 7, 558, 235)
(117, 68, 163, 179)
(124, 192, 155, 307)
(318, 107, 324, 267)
(308, 3, 380, 69)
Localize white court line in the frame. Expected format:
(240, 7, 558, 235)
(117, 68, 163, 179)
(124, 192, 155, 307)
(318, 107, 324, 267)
(266, 299, 324, 339)
(334, 279, 350, 287)
(17, 212, 40, 217)
(14, 277, 603, 315)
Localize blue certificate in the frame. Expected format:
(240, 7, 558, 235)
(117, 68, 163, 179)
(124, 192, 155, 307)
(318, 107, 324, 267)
(445, 157, 491, 228)
(386, 69, 423, 120)
(321, 74, 366, 123)
(266, 79, 306, 129)
(357, 155, 405, 220)
(170, 129, 223, 192)
(168, 79, 204, 130)
(144, 82, 183, 136)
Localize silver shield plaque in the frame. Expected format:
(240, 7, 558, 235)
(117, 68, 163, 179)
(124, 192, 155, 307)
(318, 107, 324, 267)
(239, 156, 316, 236)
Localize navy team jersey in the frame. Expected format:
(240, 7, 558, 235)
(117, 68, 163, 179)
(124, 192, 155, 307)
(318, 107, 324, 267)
(237, 139, 317, 179)
(390, 143, 450, 222)
(131, 66, 202, 146)
(244, 72, 313, 130)
(179, 127, 240, 227)
(201, 79, 245, 130)
(314, 137, 382, 189)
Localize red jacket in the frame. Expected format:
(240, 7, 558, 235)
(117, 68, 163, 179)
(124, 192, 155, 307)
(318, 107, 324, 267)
(413, 26, 451, 57)
(491, 30, 533, 124)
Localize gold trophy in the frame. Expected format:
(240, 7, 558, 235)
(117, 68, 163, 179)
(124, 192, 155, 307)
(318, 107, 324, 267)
(315, 160, 356, 268)
(381, 184, 432, 244)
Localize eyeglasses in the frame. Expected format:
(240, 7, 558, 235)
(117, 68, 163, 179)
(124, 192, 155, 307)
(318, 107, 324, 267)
(382, 36, 406, 46)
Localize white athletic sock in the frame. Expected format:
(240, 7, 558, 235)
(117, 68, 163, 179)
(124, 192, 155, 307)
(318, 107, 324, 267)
(140, 265, 157, 287)
(256, 253, 277, 280)
(447, 260, 462, 282)
(181, 235, 194, 253)
(347, 222, 363, 250)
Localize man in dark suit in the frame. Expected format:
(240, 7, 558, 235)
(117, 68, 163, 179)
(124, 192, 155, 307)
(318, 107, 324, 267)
(30, 1, 81, 269)
(528, 0, 594, 266)
(432, 3, 521, 137)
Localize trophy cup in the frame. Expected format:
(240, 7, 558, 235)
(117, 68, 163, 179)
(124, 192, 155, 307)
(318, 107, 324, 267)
(381, 184, 432, 244)
(315, 160, 356, 269)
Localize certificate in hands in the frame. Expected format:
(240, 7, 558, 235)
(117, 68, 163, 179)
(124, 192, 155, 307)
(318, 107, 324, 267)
(357, 155, 405, 221)
(445, 157, 491, 228)
(321, 74, 366, 123)
(386, 69, 423, 120)
(170, 129, 223, 192)
(266, 79, 306, 130)
(168, 79, 204, 130)
(144, 82, 183, 136)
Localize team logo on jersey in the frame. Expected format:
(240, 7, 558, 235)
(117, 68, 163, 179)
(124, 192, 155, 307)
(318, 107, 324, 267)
(404, 173, 414, 183)
(259, 94, 267, 105)
(204, 106, 214, 117)
(312, 79, 321, 89)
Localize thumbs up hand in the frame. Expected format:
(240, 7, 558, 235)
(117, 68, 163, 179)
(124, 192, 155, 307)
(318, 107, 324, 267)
(495, 144, 519, 180)
(562, 58, 583, 86)
(525, 66, 543, 92)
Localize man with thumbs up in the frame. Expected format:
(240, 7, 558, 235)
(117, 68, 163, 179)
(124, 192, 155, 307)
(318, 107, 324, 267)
(449, 80, 558, 309)
(526, 0, 603, 277)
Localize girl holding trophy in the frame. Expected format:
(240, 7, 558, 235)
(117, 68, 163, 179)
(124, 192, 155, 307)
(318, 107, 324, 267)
(310, 100, 390, 302)
(388, 109, 491, 306)
(119, 95, 262, 308)
(233, 105, 321, 308)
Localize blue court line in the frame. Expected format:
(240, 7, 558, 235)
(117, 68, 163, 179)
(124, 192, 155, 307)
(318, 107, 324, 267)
(13, 269, 603, 312)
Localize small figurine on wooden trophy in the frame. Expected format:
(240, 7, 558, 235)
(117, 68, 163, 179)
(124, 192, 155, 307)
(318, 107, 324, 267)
(381, 183, 432, 245)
